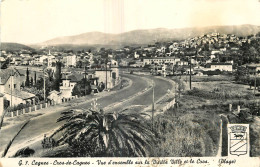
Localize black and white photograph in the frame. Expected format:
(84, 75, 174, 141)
(0, 0, 260, 166)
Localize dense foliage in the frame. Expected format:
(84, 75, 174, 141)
(50, 109, 154, 157)
(152, 110, 220, 157)
(72, 78, 92, 96)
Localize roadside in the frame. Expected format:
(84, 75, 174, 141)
(172, 74, 260, 157)
(1, 74, 150, 156)
(142, 75, 176, 115)
(2, 74, 176, 157)
(2, 77, 132, 130)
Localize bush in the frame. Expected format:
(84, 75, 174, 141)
(152, 112, 220, 157)
(6, 103, 31, 112)
(13, 147, 35, 157)
(185, 87, 251, 100)
(42, 135, 58, 149)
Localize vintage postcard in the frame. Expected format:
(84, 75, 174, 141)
(0, 0, 259, 166)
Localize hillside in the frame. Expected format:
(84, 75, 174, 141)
(0, 42, 34, 51)
(39, 25, 260, 47)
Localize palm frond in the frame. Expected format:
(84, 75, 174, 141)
(51, 108, 155, 157)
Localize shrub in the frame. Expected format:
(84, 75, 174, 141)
(152, 113, 220, 157)
(13, 147, 35, 157)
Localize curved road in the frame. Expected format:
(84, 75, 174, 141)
(0, 73, 174, 155)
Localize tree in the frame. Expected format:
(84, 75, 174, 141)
(25, 68, 30, 87)
(234, 66, 249, 84)
(34, 71, 37, 86)
(97, 82, 105, 92)
(53, 62, 62, 91)
(76, 61, 83, 68)
(30, 77, 34, 87)
(72, 79, 92, 96)
(35, 77, 51, 99)
(50, 108, 154, 157)
(71, 84, 83, 97)
(174, 78, 185, 98)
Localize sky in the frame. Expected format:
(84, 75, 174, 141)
(1, 0, 260, 44)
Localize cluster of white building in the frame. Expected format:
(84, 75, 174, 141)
(48, 60, 120, 104)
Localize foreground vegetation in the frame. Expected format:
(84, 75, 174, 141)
(40, 108, 155, 157)
(175, 74, 260, 156)
(5, 74, 260, 157)
(152, 109, 220, 156)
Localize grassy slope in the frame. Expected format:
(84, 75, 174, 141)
(173, 75, 260, 157)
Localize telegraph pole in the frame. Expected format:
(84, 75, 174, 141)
(84, 65, 87, 95)
(254, 72, 256, 99)
(189, 55, 192, 90)
(11, 68, 13, 106)
(152, 81, 155, 131)
(43, 68, 46, 102)
(105, 56, 108, 90)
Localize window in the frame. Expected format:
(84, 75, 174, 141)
(14, 84, 16, 89)
(9, 84, 10, 88)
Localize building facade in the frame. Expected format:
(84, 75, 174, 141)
(143, 57, 181, 65)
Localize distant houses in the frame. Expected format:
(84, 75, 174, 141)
(143, 57, 181, 66)
(246, 64, 260, 74)
(205, 63, 233, 72)
(47, 59, 121, 103)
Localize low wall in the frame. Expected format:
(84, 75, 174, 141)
(5, 96, 79, 118)
(160, 98, 176, 112)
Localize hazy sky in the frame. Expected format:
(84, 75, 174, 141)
(1, 0, 260, 44)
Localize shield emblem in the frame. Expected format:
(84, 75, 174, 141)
(229, 132, 247, 156)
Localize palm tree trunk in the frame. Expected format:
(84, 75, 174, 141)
(2, 120, 30, 157)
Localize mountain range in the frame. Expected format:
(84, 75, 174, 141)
(39, 24, 260, 47)
(1, 24, 260, 51)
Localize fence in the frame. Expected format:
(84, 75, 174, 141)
(5, 95, 78, 118)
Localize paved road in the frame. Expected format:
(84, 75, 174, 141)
(110, 76, 174, 112)
(0, 74, 174, 155)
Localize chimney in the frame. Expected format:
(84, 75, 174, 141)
(0, 93, 4, 119)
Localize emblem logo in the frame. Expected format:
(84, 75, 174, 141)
(228, 124, 249, 157)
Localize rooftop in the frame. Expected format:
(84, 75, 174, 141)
(144, 57, 180, 60)
(0, 68, 23, 85)
(5, 90, 35, 100)
(210, 63, 232, 65)
(246, 64, 260, 68)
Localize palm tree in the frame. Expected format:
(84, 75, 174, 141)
(50, 108, 155, 157)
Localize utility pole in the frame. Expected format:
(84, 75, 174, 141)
(105, 56, 108, 90)
(254, 72, 256, 99)
(189, 55, 192, 90)
(152, 81, 155, 131)
(43, 68, 46, 102)
(11, 68, 13, 106)
(84, 65, 87, 95)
